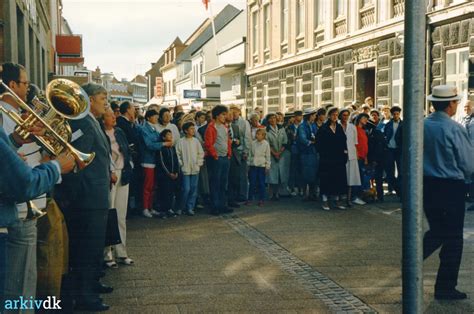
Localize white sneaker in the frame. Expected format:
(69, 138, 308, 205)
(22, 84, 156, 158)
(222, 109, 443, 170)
(150, 209, 160, 216)
(353, 198, 366, 205)
(322, 202, 330, 211)
(142, 209, 153, 218)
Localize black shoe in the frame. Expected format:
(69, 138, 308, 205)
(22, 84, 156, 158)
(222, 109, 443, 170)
(228, 202, 240, 208)
(210, 210, 220, 216)
(94, 282, 114, 294)
(435, 289, 467, 300)
(75, 300, 110, 312)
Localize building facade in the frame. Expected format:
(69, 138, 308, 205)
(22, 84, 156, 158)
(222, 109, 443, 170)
(145, 54, 165, 106)
(160, 37, 187, 107)
(1, 0, 54, 89)
(246, 0, 473, 115)
(174, 5, 242, 110)
(204, 38, 246, 108)
(130, 74, 148, 105)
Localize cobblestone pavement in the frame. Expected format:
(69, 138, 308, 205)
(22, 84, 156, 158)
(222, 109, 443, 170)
(100, 196, 474, 313)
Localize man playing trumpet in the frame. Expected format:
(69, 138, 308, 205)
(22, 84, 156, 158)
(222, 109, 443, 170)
(0, 62, 75, 308)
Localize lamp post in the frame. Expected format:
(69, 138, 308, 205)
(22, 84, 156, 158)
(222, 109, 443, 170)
(402, 0, 426, 313)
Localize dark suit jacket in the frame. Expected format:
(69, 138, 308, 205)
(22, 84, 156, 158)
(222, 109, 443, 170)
(384, 119, 403, 149)
(56, 114, 111, 210)
(116, 116, 139, 160)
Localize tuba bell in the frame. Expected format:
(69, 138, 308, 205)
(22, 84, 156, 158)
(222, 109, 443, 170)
(0, 78, 95, 169)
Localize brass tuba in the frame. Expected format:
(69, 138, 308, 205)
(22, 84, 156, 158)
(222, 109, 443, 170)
(0, 78, 95, 169)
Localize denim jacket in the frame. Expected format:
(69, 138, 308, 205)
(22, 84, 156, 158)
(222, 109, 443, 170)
(296, 121, 317, 155)
(0, 127, 60, 227)
(138, 122, 163, 165)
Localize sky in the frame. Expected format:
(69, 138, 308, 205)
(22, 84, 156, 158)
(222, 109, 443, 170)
(62, 0, 246, 81)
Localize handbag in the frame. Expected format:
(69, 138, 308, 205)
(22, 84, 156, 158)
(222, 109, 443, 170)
(105, 208, 122, 247)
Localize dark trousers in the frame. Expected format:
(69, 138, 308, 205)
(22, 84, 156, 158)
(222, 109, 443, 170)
(288, 152, 301, 190)
(248, 166, 266, 201)
(423, 177, 465, 292)
(129, 165, 143, 212)
(228, 155, 241, 204)
(157, 175, 178, 212)
(373, 162, 384, 201)
(62, 208, 108, 303)
(384, 148, 402, 195)
(208, 156, 230, 212)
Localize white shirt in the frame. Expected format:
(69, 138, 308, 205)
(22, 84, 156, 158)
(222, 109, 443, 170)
(249, 139, 271, 170)
(0, 101, 49, 215)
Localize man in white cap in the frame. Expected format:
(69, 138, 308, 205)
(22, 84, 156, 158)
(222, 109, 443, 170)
(423, 85, 474, 300)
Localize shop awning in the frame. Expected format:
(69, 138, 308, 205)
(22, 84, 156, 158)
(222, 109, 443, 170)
(203, 63, 245, 76)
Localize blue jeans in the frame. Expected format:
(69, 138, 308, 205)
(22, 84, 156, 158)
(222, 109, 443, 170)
(208, 157, 230, 212)
(353, 159, 370, 198)
(248, 166, 266, 201)
(181, 175, 199, 211)
(4, 219, 37, 304)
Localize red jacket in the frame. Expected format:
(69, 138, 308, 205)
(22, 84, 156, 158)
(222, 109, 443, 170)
(356, 126, 368, 160)
(204, 121, 232, 159)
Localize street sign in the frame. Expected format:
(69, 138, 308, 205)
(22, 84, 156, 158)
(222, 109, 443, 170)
(184, 89, 201, 99)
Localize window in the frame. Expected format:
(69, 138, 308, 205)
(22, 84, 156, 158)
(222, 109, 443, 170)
(392, 58, 404, 107)
(336, 0, 346, 17)
(314, 0, 324, 28)
(446, 48, 469, 98)
(263, 85, 269, 115)
(199, 61, 203, 85)
(264, 5, 270, 50)
(281, 0, 289, 42)
(252, 11, 259, 54)
(252, 86, 258, 110)
(297, 0, 305, 36)
(334, 70, 345, 107)
(232, 74, 241, 95)
(313, 75, 322, 107)
(172, 79, 176, 94)
(280, 81, 287, 113)
(295, 79, 303, 110)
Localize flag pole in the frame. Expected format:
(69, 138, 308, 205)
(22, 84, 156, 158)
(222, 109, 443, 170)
(207, 1, 219, 65)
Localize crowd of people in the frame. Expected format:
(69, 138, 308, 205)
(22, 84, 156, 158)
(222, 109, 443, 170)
(1, 60, 473, 312)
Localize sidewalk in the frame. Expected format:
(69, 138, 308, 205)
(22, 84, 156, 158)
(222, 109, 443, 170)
(101, 197, 474, 313)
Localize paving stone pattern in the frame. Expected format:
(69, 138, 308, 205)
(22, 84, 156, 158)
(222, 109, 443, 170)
(223, 214, 377, 313)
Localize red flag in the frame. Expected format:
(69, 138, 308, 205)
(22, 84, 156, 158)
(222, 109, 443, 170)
(202, 0, 209, 10)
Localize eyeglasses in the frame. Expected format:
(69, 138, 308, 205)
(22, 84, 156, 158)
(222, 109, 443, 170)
(17, 80, 30, 86)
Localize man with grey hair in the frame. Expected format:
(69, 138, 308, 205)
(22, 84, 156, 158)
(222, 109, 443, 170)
(230, 105, 252, 201)
(56, 83, 112, 311)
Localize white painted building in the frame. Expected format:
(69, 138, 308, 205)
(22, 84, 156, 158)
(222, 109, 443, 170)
(204, 37, 246, 108)
(160, 37, 187, 108)
(174, 4, 243, 110)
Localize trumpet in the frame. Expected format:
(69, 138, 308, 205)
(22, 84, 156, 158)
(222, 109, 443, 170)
(0, 78, 95, 170)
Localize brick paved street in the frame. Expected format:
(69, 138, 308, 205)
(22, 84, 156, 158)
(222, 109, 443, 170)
(101, 197, 474, 313)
